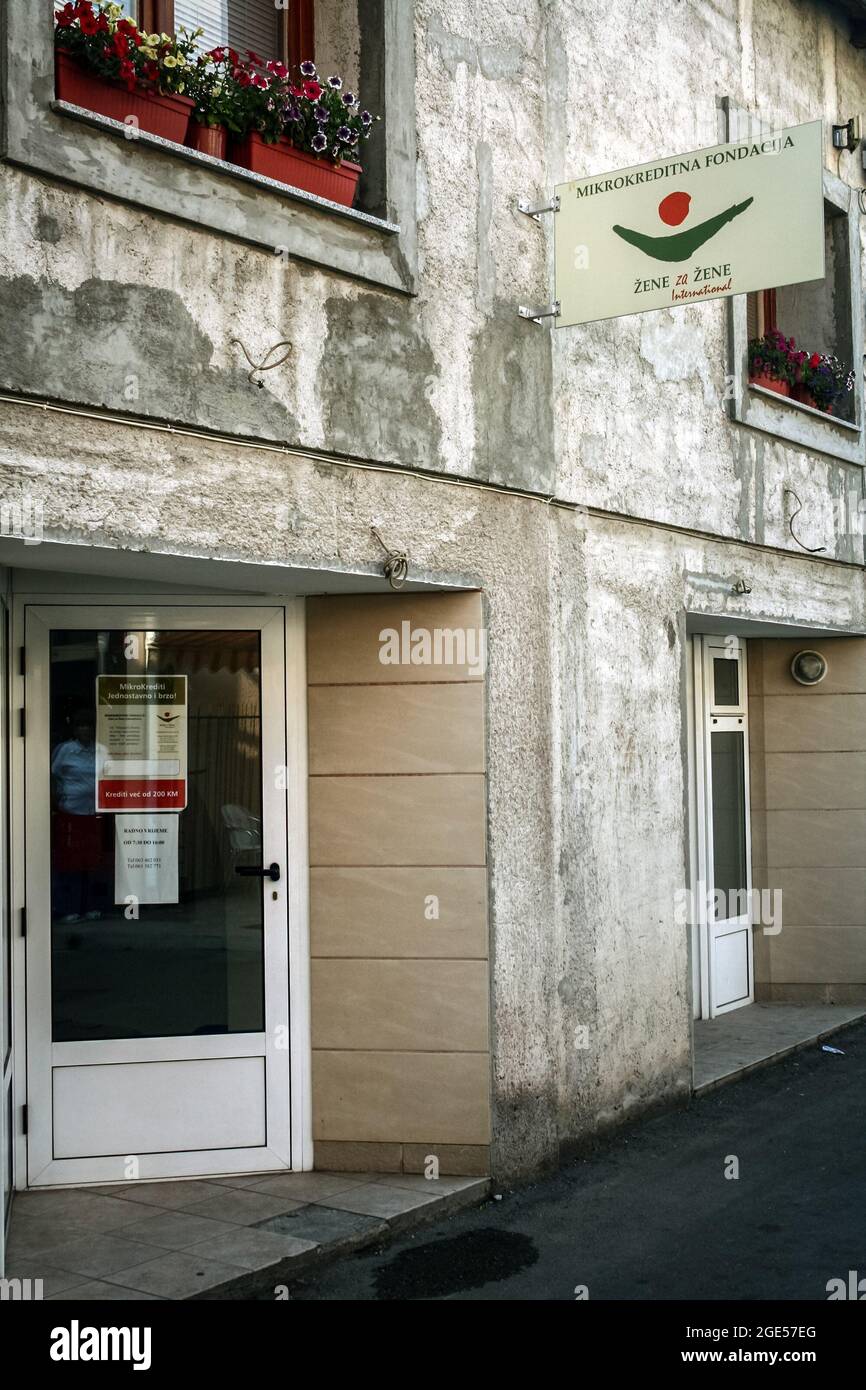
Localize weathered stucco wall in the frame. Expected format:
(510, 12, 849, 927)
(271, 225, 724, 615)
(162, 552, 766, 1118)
(2, 1, 866, 1180)
(2, 401, 864, 1176)
(1, 2, 864, 548)
(551, 0, 866, 555)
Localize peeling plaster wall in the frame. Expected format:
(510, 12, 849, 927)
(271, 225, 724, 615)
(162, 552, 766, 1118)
(3, 403, 865, 1177)
(2, 1, 866, 1180)
(0, 2, 863, 535)
(552, 0, 866, 552)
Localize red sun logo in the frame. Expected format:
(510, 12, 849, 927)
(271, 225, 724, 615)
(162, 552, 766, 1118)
(658, 191, 691, 226)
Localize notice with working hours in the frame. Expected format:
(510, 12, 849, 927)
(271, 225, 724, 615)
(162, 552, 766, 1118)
(96, 674, 187, 812)
(114, 814, 180, 905)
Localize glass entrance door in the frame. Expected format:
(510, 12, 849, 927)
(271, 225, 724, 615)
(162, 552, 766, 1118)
(695, 637, 755, 1017)
(25, 605, 292, 1186)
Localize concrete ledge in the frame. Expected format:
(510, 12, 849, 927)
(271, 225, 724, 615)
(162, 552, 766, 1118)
(7, 1171, 491, 1301)
(193, 1177, 491, 1300)
(51, 102, 402, 237)
(693, 1002, 866, 1097)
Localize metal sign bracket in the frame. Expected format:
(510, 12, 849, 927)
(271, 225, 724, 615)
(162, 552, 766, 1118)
(517, 194, 561, 323)
(518, 300, 561, 325)
(517, 194, 561, 221)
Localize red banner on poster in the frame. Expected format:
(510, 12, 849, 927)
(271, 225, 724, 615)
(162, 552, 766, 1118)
(97, 779, 186, 811)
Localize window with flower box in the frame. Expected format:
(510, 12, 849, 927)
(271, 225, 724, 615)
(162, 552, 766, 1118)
(6, 0, 414, 293)
(44, 1, 395, 233)
(724, 100, 864, 465)
(746, 199, 856, 423)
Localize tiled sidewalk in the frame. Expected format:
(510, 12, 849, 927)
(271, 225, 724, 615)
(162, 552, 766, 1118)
(693, 1001, 866, 1093)
(6, 1170, 489, 1300)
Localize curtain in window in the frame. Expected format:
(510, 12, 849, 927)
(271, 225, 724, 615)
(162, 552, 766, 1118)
(174, 1, 280, 60)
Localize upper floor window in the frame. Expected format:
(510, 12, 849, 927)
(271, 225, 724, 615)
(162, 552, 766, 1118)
(724, 98, 864, 466)
(9, 0, 410, 294)
(53, 1, 377, 212)
(121, 1, 315, 66)
(746, 197, 856, 423)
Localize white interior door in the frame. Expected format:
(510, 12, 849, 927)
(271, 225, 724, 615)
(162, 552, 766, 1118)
(694, 636, 754, 1018)
(24, 603, 294, 1185)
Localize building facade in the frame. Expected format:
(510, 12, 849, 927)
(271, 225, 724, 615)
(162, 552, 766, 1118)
(1, 0, 865, 1271)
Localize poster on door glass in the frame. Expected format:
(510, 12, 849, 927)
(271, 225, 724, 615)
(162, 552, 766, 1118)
(95, 674, 187, 812)
(114, 814, 180, 905)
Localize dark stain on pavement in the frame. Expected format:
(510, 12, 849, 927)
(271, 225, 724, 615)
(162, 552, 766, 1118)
(373, 1227, 538, 1300)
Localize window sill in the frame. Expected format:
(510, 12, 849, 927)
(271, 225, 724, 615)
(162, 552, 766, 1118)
(727, 304, 864, 466)
(748, 383, 860, 434)
(52, 100, 401, 238)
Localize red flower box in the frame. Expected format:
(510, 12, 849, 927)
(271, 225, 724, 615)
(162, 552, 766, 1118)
(187, 122, 228, 160)
(749, 372, 791, 398)
(229, 132, 361, 207)
(792, 384, 832, 414)
(55, 49, 193, 144)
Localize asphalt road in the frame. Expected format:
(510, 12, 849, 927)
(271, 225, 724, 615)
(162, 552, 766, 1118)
(286, 1019, 866, 1301)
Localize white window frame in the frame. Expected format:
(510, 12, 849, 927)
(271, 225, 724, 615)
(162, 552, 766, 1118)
(723, 99, 865, 466)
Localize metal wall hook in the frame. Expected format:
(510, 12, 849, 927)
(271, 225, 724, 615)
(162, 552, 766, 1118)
(785, 488, 826, 554)
(371, 526, 409, 590)
(231, 337, 293, 388)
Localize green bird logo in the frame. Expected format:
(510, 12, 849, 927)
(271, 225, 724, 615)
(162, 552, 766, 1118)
(612, 192, 754, 263)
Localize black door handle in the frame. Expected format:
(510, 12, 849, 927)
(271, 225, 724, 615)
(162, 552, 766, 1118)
(235, 862, 281, 882)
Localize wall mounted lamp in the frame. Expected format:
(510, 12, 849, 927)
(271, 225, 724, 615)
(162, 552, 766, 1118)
(833, 115, 861, 151)
(790, 650, 828, 686)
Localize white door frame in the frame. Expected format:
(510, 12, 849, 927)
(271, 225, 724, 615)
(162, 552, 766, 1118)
(0, 590, 9, 1272)
(692, 634, 754, 1018)
(12, 594, 312, 1188)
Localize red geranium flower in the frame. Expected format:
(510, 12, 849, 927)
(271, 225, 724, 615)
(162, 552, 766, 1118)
(227, 48, 239, 65)
(113, 32, 129, 58)
(247, 50, 264, 66)
(79, 12, 99, 33)
(809, 353, 821, 368)
(210, 46, 225, 61)
(303, 79, 322, 100)
(266, 60, 288, 78)
(119, 58, 136, 90)
(56, 4, 77, 27)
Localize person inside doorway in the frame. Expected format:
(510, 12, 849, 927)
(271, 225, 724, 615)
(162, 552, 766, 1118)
(50, 708, 111, 923)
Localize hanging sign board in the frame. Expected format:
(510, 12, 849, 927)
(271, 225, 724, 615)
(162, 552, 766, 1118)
(114, 815, 180, 906)
(96, 675, 187, 812)
(554, 121, 824, 327)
